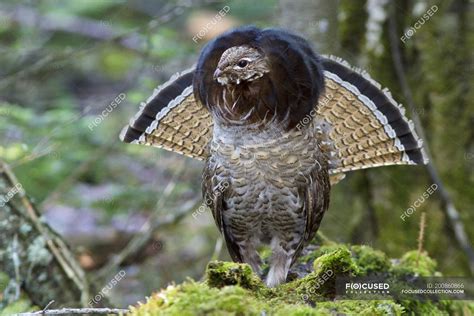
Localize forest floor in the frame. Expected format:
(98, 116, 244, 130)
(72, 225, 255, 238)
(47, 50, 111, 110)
(129, 235, 474, 315)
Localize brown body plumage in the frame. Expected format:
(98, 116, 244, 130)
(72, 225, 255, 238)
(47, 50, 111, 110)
(203, 119, 331, 286)
(194, 27, 332, 286)
(120, 26, 428, 287)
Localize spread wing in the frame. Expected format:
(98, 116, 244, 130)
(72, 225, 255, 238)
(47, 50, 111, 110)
(120, 67, 213, 160)
(120, 56, 427, 184)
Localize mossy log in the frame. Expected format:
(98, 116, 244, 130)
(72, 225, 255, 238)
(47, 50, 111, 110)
(0, 161, 98, 311)
(129, 238, 474, 316)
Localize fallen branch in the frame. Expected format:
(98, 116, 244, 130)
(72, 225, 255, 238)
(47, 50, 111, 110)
(388, 4, 474, 275)
(16, 307, 128, 315)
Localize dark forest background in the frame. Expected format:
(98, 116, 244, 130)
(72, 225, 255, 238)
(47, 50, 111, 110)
(0, 0, 472, 312)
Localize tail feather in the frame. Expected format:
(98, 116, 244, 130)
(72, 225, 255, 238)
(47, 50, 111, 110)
(147, 134, 208, 159)
(338, 138, 423, 163)
(340, 147, 422, 170)
(336, 153, 411, 173)
(335, 123, 422, 156)
(320, 55, 428, 175)
(120, 70, 214, 161)
(120, 56, 428, 184)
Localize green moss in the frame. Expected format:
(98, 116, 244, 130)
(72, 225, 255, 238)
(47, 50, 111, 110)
(128, 281, 334, 316)
(391, 250, 438, 277)
(397, 300, 447, 316)
(299, 244, 342, 264)
(397, 296, 474, 316)
(128, 282, 409, 316)
(319, 300, 405, 316)
(351, 245, 391, 275)
(313, 246, 359, 275)
(128, 282, 266, 316)
(299, 244, 389, 276)
(438, 300, 474, 316)
(129, 244, 473, 316)
(128, 281, 408, 316)
(205, 261, 264, 291)
(292, 246, 359, 299)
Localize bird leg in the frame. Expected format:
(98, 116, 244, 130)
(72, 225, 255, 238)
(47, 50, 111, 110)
(266, 238, 292, 287)
(239, 238, 263, 277)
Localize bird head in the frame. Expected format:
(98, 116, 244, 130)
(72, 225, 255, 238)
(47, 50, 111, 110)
(213, 45, 270, 86)
(194, 26, 324, 130)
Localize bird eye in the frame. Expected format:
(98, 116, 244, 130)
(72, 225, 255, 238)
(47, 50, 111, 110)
(237, 60, 248, 68)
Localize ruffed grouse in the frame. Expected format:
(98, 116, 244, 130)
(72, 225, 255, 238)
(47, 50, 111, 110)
(120, 26, 427, 287)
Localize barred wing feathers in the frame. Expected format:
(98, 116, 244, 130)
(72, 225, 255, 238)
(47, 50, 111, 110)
(120, 67, 212, 160)
(318, 55, 428, 174)
(120, 57, 427, 180)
